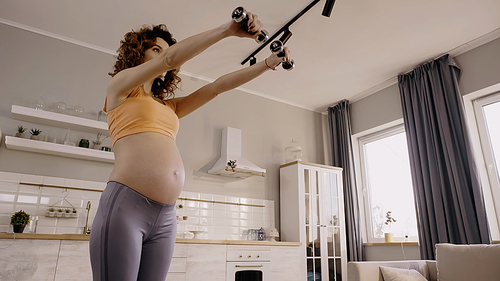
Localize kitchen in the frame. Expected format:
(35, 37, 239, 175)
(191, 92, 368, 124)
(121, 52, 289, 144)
(1, 1, 500, 281)
(0, 7, 322, 280)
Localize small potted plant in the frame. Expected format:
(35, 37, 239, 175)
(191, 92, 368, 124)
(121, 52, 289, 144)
(72, 208, 78, 218)
(227, 160, 237, 172)
(15, 126, 26, 138)
(56, 208, 63, 218)
(11, 210, 30, 233)
(30, 128, 42, 140)
(65, 209, 71, 218)
(48, 207, 55, 217)
(384, 211, 397, 242)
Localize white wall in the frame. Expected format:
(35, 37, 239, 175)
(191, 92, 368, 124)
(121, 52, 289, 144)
(0, 23, 325, 231)
(349, 36, 500, 260)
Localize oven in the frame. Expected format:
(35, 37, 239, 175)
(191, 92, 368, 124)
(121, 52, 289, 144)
(226, 249, 271, 281)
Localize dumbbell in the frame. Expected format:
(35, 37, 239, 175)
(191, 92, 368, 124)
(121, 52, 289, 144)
(270, 40, 295, 70)
(232, 6, 269, 44)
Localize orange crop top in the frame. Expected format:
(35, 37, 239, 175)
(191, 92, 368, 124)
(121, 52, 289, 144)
(104, 87, 179, 146)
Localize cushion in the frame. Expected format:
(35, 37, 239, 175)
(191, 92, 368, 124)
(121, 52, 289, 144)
(380, 266, 428, 281)
(436, 243, 500, 281)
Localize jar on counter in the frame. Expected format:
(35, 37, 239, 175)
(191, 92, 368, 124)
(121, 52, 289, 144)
(257, 227, 266, 241)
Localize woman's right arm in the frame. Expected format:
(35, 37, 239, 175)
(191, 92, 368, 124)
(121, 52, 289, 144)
(107, 13, 263, 98)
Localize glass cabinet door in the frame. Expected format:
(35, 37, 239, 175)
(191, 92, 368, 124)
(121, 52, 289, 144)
(281, 162, 345, 281)
(320, 171, 342, 281)
(309, 168, 343, 281)
(304, 168, 322, 280)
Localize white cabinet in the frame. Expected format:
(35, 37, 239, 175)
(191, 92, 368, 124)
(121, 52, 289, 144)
(280, 161, 347, 281)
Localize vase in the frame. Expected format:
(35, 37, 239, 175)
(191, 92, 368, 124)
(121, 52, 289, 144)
(48, 211, 55, 217)
(13, 224, 26, 233)
(15, 133, 25, 138)
(384, 232, 394, 242)
(56, 212, 63, 217)
(79, 139, 89, 148)
(30, 135, 40, 140)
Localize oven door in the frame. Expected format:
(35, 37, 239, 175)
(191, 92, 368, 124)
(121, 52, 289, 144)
(226, 261, 270, 281)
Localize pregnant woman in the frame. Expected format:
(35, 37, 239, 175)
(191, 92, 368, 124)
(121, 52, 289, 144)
(89, 10, 291, 281)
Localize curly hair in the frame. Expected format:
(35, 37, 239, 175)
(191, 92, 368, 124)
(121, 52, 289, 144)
(109, 24, 181, 100)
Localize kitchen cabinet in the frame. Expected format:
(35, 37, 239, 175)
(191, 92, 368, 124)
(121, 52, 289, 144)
(7, 105, 113, 163)
(280, 161, 347, 281)
(0, 236, 302, 281)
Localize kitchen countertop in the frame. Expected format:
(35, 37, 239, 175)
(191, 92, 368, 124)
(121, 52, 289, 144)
(0, 233, 301, 246)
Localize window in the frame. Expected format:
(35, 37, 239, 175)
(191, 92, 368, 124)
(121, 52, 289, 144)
(473, 92, 500, 223)
(357, 125, 418, 242)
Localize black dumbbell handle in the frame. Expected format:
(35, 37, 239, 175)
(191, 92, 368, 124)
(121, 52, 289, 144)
(232, 7, 269, 43)
(270, 41, 295, 70)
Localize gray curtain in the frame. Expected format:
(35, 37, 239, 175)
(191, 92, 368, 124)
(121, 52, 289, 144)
(398, 54, 491, 260)
(328, 100, 364, 261)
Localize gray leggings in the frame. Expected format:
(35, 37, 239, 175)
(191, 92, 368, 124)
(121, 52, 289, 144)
(89, 181, 177, 281)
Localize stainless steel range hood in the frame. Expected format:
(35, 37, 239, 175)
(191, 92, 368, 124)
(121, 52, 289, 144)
(208, 127, 266, 178)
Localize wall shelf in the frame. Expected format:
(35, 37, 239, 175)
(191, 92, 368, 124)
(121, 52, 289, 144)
(11, 105, 109, 135)
(5, 136, 114, 163)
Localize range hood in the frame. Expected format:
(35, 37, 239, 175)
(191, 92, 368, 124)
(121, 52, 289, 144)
(208, 127, 266, 178)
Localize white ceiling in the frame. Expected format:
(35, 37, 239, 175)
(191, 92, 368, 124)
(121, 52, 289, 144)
(1, 0, 500, 112)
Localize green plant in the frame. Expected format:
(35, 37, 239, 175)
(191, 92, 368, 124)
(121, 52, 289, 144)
(10, 210, 30, 226)
(49, 207, 55, 212)
(72, 209, 77, 213)
(17, 126, 26, 133)
(30, 128, 42, 136)
(65, 209, 70, 213)
(58, 208, 63, 212)
(384, 211, 396, 227)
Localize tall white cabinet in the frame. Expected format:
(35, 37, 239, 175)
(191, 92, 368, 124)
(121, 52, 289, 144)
(280, 161, 347, 281)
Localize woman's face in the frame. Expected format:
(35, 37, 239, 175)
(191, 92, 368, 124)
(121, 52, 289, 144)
(143, 37, 170, 78)
(143, 37, 169, 62)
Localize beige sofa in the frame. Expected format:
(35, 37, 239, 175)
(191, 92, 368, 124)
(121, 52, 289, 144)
(347, 243, 500, 281)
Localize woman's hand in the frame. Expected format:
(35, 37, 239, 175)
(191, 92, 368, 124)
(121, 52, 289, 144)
(266, 46, 292, 70)
(224, 12, 263, 39)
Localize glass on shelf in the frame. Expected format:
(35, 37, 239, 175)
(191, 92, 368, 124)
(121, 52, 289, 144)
(55, 102, 67, 113)
(35, 96, 45, 110)
(98, 110, 107, 122)
(73, 105, 85, 117)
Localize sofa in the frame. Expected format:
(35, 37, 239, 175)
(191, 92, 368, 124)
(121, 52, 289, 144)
(347, 243, 500, 281)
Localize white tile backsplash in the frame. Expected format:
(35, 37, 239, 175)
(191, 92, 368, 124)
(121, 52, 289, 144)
(42, 176, 65, 186)
(0, 181, 20, 192)
(176, 191, 275, 240)
(0, 171, 275, 240)
(0, 171, 21, 182)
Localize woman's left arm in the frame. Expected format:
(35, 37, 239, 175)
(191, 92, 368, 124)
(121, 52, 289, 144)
(173, 50, 289, 118)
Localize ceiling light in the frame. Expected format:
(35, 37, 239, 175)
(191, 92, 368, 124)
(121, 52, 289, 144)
(322, 0, 336, 17)
(279, 29, 293, 45)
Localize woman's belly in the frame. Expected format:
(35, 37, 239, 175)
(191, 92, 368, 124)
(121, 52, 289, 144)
(109, 132, 185, 204)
